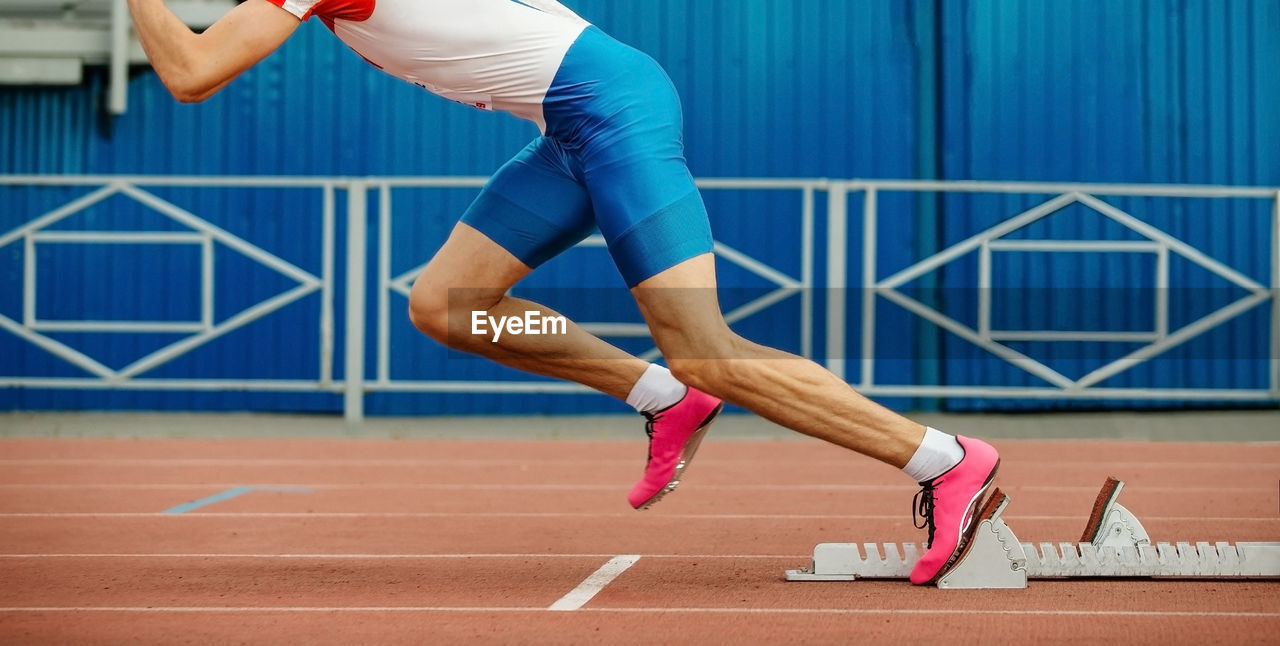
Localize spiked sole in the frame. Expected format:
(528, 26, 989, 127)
(925, 458, 1001, 585)
(633, 402, 724, 510)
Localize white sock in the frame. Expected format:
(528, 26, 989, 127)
(625, 364, 688, 413)
(902, 427, 966, 483)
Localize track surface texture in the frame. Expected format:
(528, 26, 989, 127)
(0, 412, 1277, 645)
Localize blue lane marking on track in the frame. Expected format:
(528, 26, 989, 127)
(163, 486, 312, 514)
(164, 486, 254, 514)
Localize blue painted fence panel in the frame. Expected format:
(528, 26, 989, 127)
(932, 0, 1278, 410)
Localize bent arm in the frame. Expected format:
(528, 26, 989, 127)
(127, 0, 301, 103)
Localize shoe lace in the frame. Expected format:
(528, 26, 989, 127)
(913, 482, 937, 548)
(640, 411, 662, 466)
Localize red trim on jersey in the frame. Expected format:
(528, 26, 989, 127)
(304, 0, 375, 22)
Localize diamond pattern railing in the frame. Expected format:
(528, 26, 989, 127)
(0, 178, 333, 390)
(1, 176, 1276, 419)
(842, 180, 1279, 402)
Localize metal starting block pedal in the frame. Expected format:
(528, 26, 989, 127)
(784, 477, 1280, 588)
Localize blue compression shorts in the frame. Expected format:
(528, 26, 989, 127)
(459, 26, 714, 288)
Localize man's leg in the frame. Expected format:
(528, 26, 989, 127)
(631, 253, 999, 585)
(409, 134, 724, 509)
(547, 19, 995, 584)
(630, 253, 924, 464)
(408, 221, 647, 401)
(408, 223, 722, 511)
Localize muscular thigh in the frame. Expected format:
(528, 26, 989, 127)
(544, 26, 714, 288)
(459, 136, 597, 272)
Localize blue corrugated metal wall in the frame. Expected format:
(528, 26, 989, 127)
(1, 0, 1276, 414)
(929, 0, 1279, 409)
(1, 1, 928, 177)
(941, 0, 1279, 185)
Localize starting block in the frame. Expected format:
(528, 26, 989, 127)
(784, 477, 1280, 588)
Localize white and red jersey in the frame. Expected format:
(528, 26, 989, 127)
(266, 0, 590, 131)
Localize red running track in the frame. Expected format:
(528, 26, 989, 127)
(0, 436, 1277, 644)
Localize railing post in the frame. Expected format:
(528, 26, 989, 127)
(800, 185, 815, 360)
(860, 187, 878, 391)
(825, 182, 848, 380)
(344, 183, 368, 425)
(109, 0, 129, 115)
(1271, 190, 1279, 398)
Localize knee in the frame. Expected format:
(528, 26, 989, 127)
(665, 337, 743, 394)
(666, 357, 724, 394)
(665, 328, 771, 396)
(407, 285, 450, 345)
(408, 279, 507, 351)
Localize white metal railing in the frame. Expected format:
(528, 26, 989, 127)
(0, 176, 338, 393)
(835, 180, 1279, 402)
(1, 175, 1276, 421)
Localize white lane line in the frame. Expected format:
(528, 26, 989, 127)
(0, 553, 785, 559)
(0, 483, 1269, 494)
(548, 555, 640, 611)
(0, 511, 1274, 522)
(0, 458, 1272, 469)
(0, 607, 1274, 618)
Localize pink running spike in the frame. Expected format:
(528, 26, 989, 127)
(908, 435, 1001, 585)
(628, 387, 723, 510)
